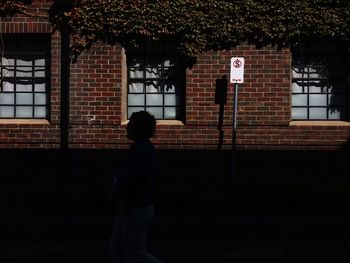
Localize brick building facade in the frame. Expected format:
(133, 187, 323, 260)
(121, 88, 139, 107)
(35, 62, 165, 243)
(0, 0, 349, 151)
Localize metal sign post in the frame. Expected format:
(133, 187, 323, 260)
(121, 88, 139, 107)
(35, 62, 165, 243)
(232, 83, 239, 151)
(230, 57, 245, 179)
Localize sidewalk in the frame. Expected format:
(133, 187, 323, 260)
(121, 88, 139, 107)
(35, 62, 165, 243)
(1, 209, 350, 262)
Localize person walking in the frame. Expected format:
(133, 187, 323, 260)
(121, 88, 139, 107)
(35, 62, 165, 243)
(109, 111, 162, 263)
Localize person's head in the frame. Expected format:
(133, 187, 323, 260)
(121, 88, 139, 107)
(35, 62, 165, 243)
(127, 111, 156, 141)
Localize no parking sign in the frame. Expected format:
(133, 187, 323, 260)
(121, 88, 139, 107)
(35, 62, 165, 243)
(230, 57, 245, 84)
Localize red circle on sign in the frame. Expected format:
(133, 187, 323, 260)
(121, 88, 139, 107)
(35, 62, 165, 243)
(233, 59, 242, 68)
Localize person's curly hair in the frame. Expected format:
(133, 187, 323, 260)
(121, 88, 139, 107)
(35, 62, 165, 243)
(127, 111, 156, 140)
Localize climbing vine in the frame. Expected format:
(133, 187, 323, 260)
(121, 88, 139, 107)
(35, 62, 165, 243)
(1, 0, 349, 62)
(0, 0, 32, 17)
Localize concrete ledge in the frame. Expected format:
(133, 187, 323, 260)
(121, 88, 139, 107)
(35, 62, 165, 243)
(0, 119, 50, 125)
(121, 120, 184, 126)
(289, 121, 350, 126)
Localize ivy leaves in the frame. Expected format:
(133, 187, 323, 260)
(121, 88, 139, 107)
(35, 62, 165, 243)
(0, 0, 32, 17)
(63, 0, 350, 62)
(1, 0, 349, 63)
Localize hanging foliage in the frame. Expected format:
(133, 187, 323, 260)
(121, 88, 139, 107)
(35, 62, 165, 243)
(1, 0, 350, 62)
(60, 0, 350, 62)
(0, 0, 32, 17)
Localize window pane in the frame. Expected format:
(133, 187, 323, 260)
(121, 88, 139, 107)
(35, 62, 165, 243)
(0, 106, 14, 117)
(1, 57, 14, 66)
(34, 106, 47, 118)
(34, 83, 46, 92)
(128, 57, 143, 67)
(328, 94, 345, 106)
(128, 94, 144, 106)
(308, 86, 321, 93)
(35, 67, 45, 77)
(146, 94, 163, 105)
(292, 94, 307, 106)
(34, 94, 46, 105)
(17, 59, 32, 66)
(17, 83, 33, 92)
(292, 82, 305, 93)
(292, 108, 307, 119)
(145, 67, 160, 78)
(17, 93, 33, 105)
(128, 107, 144, 118)
(308, 80, 326, 93)
(309, 94, 327, 106)
(309, 108, 327, 119)
(164, 107, 176, 119)
(16, 67, 32, 77)
(164, 58, 178, 67)
(164, 94, 176, 106)
(2, 81, 14, 91)
(328, 108, 342, 120)
(129, 68, 143, 78)
(129, 82, 143, 93)
(164, 82, 178, 93)
(292, 67, 305, 78)
(163, 68, 178, 78)
(2, 66, 14, 77)
(146, 81, 161, 93)
(308, 67, 327, 78)
(16, 106, 33, 118)
(35, 59, 45, 66)
(146, 107, 163, 119)
(0, 93, 14, 104)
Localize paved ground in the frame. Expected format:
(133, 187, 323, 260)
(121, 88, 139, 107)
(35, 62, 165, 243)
(1, 208, 350, 263)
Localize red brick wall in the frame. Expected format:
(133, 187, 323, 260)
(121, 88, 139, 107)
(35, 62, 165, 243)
(0, 0, 349, 150)
(69, 44, 126, 149)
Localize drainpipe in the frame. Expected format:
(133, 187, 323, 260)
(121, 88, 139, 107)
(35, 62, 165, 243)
(60, 18, 70, 153)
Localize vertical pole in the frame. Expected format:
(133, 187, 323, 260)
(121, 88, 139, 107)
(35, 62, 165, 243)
(233, 83, 238, 141)
(60, 21, 70, 151)
(60, 18, 70, 183)
(232, 83, 239, 177)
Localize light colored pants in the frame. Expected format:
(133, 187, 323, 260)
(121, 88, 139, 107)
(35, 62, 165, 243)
(109, 206, 162, 263)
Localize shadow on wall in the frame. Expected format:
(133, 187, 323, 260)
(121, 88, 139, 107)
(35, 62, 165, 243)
(235, 150, 350, 212)
(214, 75, 228, 150)
(0, 148, 349, 216)
(345, 132, 350, 150)
(0, 149, 121, 216)
(0, 149, 233, 214)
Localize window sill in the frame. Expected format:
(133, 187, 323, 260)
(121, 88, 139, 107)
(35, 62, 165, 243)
(289, 121, 350, 127)
(156, 120, 184, 126)
(121, 120, 184, 126)
(0, 119, 50, 125)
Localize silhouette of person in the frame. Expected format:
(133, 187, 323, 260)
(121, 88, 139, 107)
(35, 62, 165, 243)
(109, 111, 161, 263)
